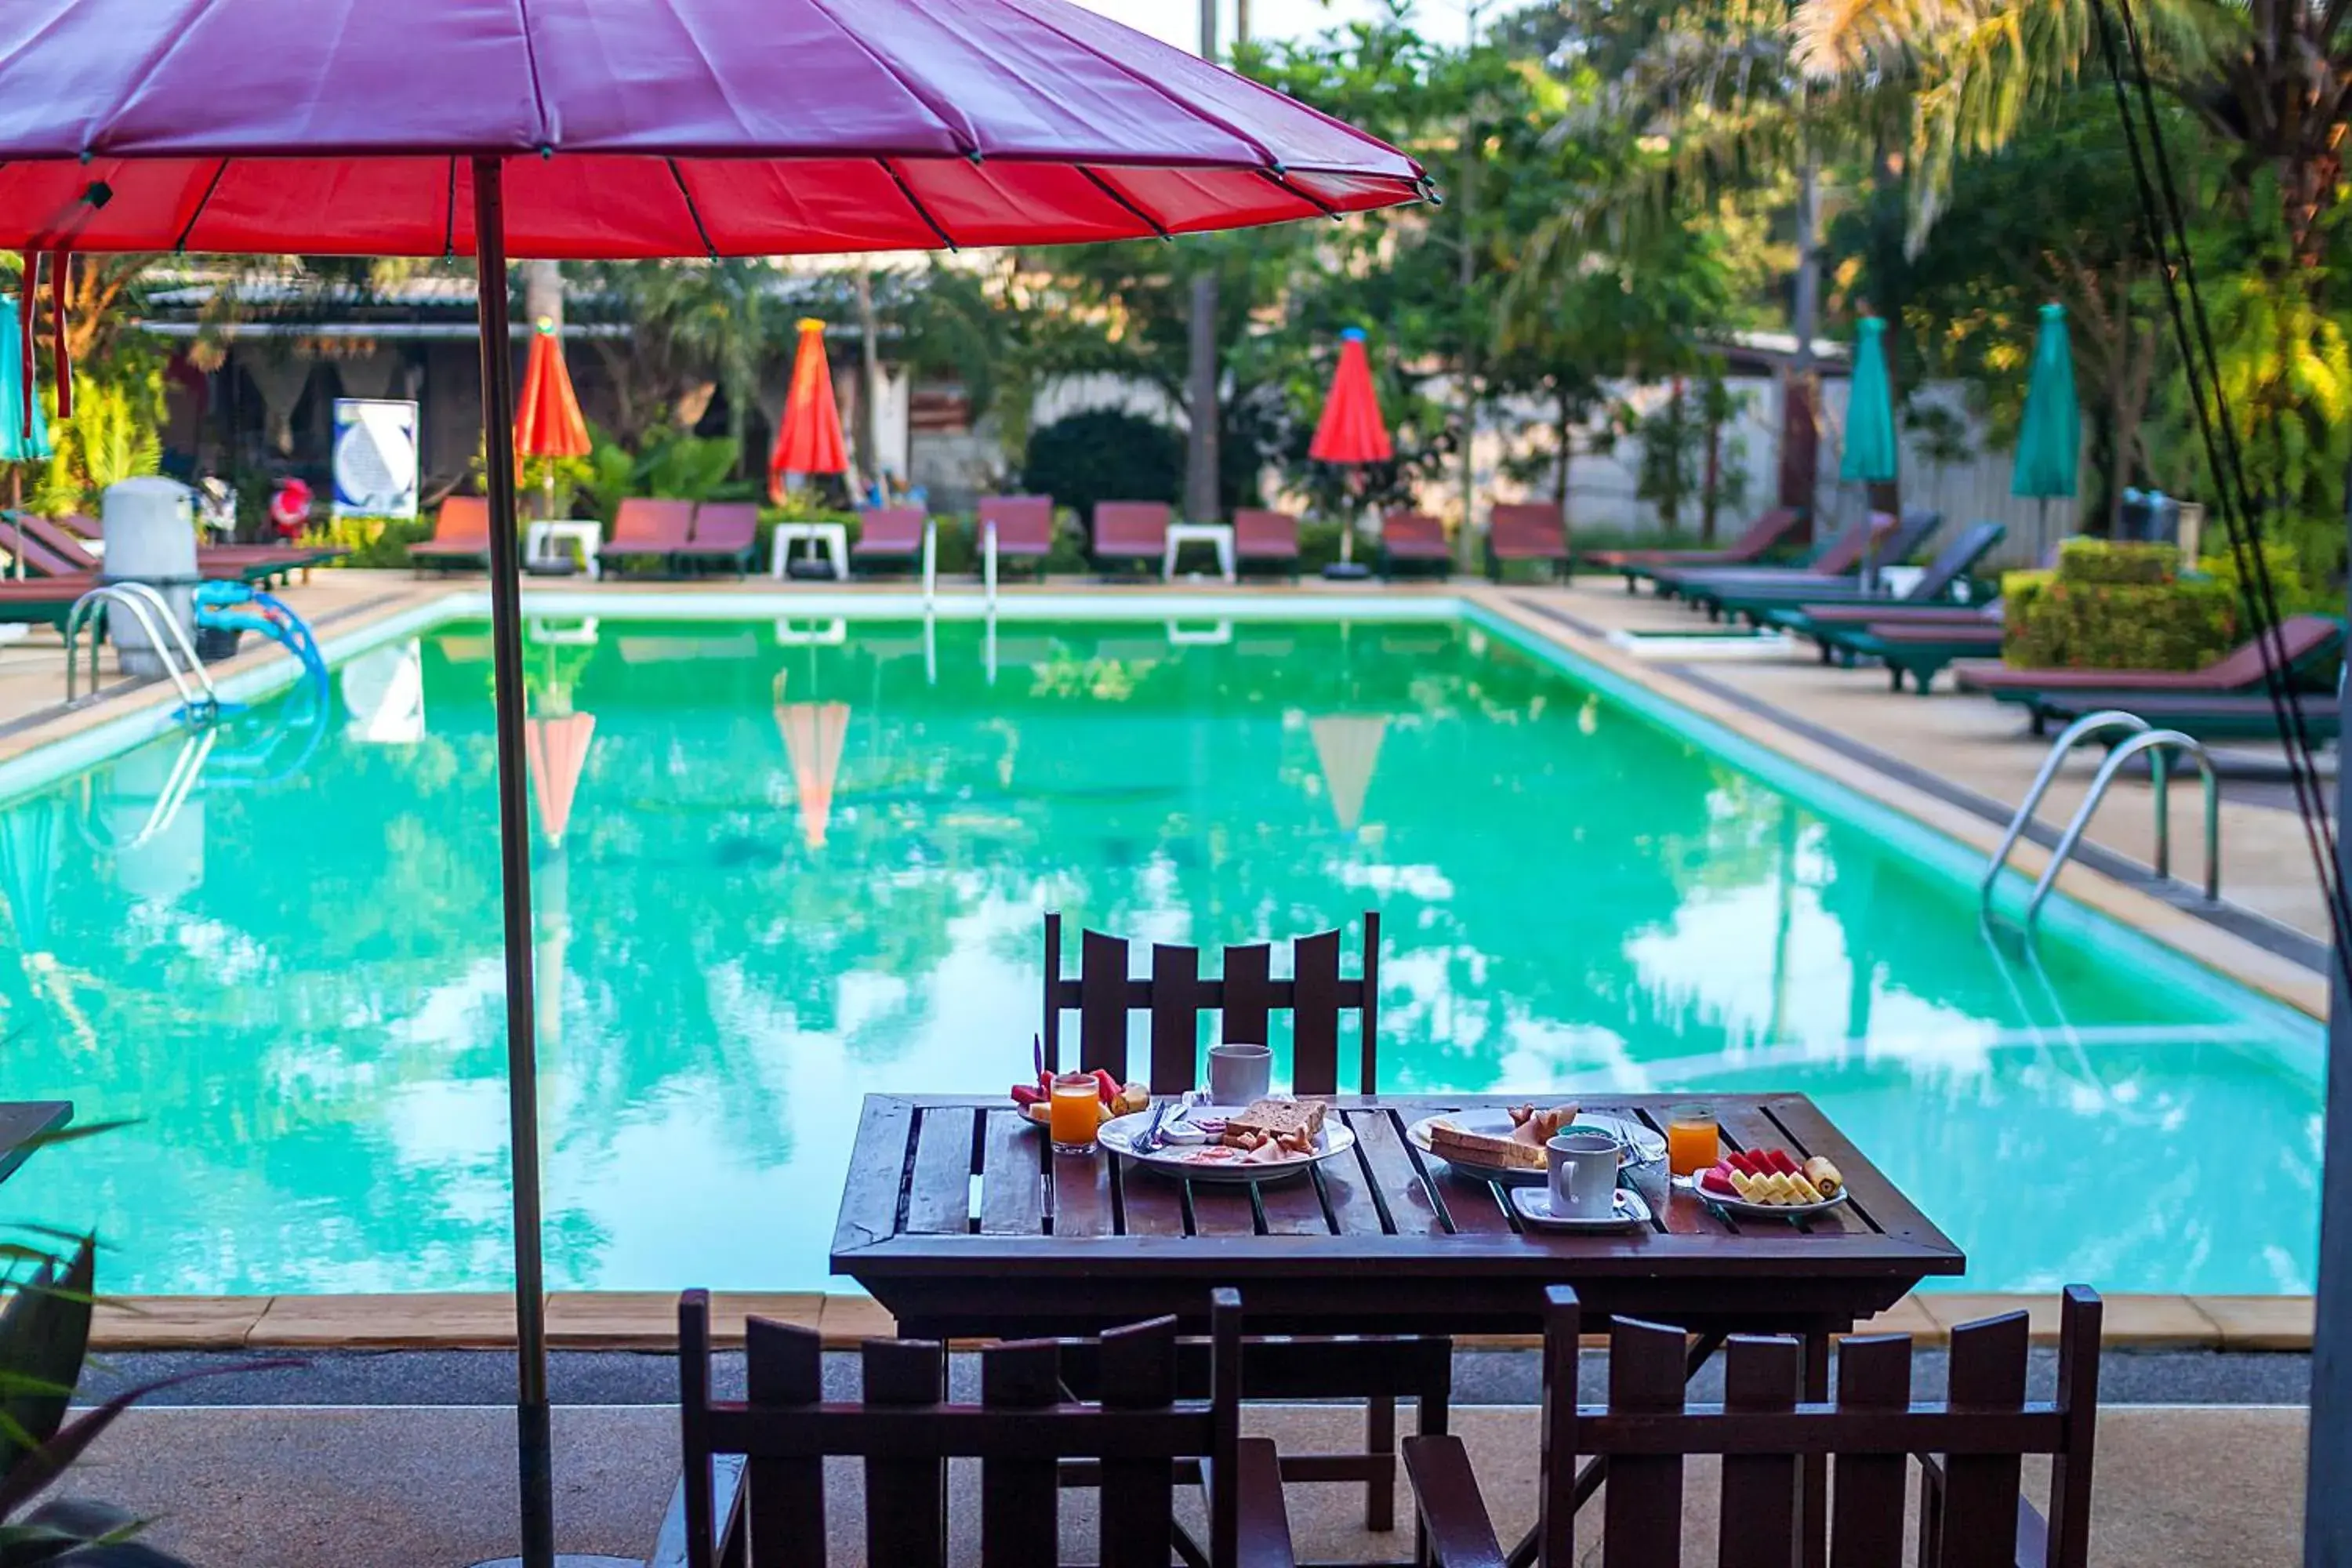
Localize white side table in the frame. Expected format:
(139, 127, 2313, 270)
(1163, 521, 1236, 583)
(526, 520, 603, 580)
(770, 521, 850, 581)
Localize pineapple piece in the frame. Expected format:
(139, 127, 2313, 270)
(1790, 1174, 1824, 1205)
(1728, 1169, 1756, 1199)
(1760, 1172, 1795, 1204)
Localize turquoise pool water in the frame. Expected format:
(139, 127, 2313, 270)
(0, 612, 2322, 1295)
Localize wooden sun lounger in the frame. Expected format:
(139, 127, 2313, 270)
(1840, 619, 2006, 692)
(672, 502, 757, 575)
(1955, 614, 2346, 733)
(1484, 501, 1566, 582)
(851, 506, 929, 572)
(1711, 518, 1998, 627)
(409, 496, 492, 572)
(1586, 506, 1803, 590)
(1666, 509, 1941, 617)
(978, 495, 1056, 590)
(9, 516, 339, 587)
(1379, 511, 1450, 580)
(598, 498, 696, 575)
(2038, 691, 2345, 742)
(1091, 500, 1171, 574)
(1232, 508, 1300, 578)
(1650, 513, 1889, 604)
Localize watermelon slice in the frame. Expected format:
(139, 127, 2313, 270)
(1699, 1169, 1738, 1197)
(1762, 1149, 1798, 1176)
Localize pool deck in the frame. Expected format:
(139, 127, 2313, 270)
(0, 566, 2328, 1346)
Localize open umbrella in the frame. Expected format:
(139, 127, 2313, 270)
(2012, 303, 2080, 538)
(0, 291, 48, 579)
(516, 319, 592, 521)
(0, 7, 1425, 1562)
(769, 318, 848, 503)
(1310, 326, 1393, 577)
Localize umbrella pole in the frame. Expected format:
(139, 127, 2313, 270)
(470, 155, 557, 1568)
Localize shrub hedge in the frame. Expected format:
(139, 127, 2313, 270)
(2005, 539, 2239, 670)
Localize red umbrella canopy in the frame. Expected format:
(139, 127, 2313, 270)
(770, 319, 848, 495)
(515, 321, 591, 460)
(0, 0, 1425, 256)
(1309, 328, 1393, 466)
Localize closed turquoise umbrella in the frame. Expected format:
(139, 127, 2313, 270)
(1839, 317, 1899, 485)
(0, 294, 48, 581)
(2011, 303, 2079, 519)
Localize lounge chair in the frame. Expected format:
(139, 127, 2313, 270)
(977, 494, 1056, 586)
(1483, 501, 1566, 582)
(1838, 615, 2007, 692)
(1585, 504, 1803, 590)
(1648, 511, 1887, 604)
(0, 578, 96, 633)
(409, 496, 492, 573)
(1664, 508, 1942, 617)
(2038, 691, 2345, 743)
(12, 513, 342, 586)
(1090, 500, 1171, 575)
(1403, 1283, 2102, 1568)
(850, 506, 931, 579)
(1232, 507, 1300, 579)
(673, 502, 756, 576)
(1379, 511, 1450, 579)
(1955, 613, 2345, 733)
(1717, 518, 2003, 628)
(597, 498, 696, 576)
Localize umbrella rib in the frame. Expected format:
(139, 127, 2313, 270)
(172, 158, 230, 252)
(877, 158, 957, 252)
(666, 158, 720, 260)
(1078, 167, 1171, 241)
(800, 0, 982, 159)
(442, 157, 458, 259)
(1255, 166, 1342, 221)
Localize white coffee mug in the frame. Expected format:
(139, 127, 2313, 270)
(1207, 1043, 1272, 1105)
(1548, 1131, 1619, 1218)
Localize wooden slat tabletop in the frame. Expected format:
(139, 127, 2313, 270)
(833, 1094, 1964, 1341)
(0, 1102, 71, 1189)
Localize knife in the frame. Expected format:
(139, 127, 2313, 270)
(1138, 1098, 1176, 1154)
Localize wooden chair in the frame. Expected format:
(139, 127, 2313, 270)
(1091, 500, 1172, 575)
(1233, 508, 1301, 579)
(598, 497, 696, 576)
(1379, 511, 1451, 580)
(978, 494, 1057, 589)
(659, 1286, 1294, 1568)
(1404, 1284, 2103, 1568)
(408, 495, 491, 573)
(851, 506, 930, 574)
(676, 501, 758, 575)
(1042, 911, 1446, 1557)
(1485, 501, 1568, 583)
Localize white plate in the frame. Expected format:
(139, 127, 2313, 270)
(1101, 1106, 1356, 1184)
(1512, 1185, 1653, 1232)
(1406, 1111, 1667, 1187)
(1675, 1175, 1850, 1221)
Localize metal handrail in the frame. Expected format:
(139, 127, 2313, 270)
(2026, 728, 2220, 924)
(1978, 710, 2152, 911)
(64, 584, 220, 715)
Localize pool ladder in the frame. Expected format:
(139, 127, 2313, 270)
(1980, 710, 2220, 925)
(63, 584, 222, 719)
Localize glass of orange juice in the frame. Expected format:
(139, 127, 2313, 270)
(1666, 1104, 1719, 1178)
(1049, 1072, 1102, 1154)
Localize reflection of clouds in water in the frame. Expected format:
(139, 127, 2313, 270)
(1332, 861, 1454, 902)
(1494, 1017, 1638, 1092)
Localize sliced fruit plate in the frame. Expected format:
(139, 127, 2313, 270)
(1405, 1109, 1667, 1186)
(1678, 1147, 1849, 1220)
(1009, 1069, 1151, 1127)
(1100, 1109, 1359, 1185)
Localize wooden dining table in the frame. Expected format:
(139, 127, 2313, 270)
(0, 1101, 72, 1189)
(832, 1091, 1962, 1344)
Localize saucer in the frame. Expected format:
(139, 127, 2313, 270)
(1511, 1185, 1652, 1232)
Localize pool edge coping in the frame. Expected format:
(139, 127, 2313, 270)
(86, 1289, 2314, 1353)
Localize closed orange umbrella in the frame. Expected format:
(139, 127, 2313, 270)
(768, 317, 848, 500)
(515, 319, 590, 460)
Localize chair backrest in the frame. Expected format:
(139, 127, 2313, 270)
(2204, 613, 2345, 685)
(674, 1287, 1245, 1568)
(613, 497, 696, 547)
(1093, 500, 1171, 551)
(857, 506, 927, 550)
(1865, 506, 1943, 571)
(1044, 912, 1380, 1094)
(979, 495, 1055, 552)
(1488, 502, 1566, 556)
(0, 520, 86, 578)
(16, 515, 100, 572)
(53, 514, 99, 541)
(1383, 511, 1446, 547)
(1232, 508, 1298, 557)
(1725, 506, 1803, 559)
(689, 501, 757, 550)
(1808, 514, 1889, 575)
(1904, 520, 2005, 601)
(433, 495, 491, 546)
(1530, 1284, 2100, 1568)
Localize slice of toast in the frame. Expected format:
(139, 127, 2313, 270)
(1224, 1098, 1327, 1145)
(1427, 1120, 1549, 1170)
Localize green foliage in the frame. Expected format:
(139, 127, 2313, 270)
(572, 425, 748, 522)
(2005, 574, 2239, 670)
(2056, 538, 2180, 586)
(31, 372, 163, 516)
(1021, 410, 1184, 524)
(318, 513, 434, 568)
(2199, 540, 2340, 621)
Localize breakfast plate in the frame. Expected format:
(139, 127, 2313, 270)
(1674, 1175, 1849, 1221)
(1100, 1107, 1359, 1185)
(1406, 1111, 1667, 1186)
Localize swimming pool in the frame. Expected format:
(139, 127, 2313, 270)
(0, 605, 2321, 1296)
